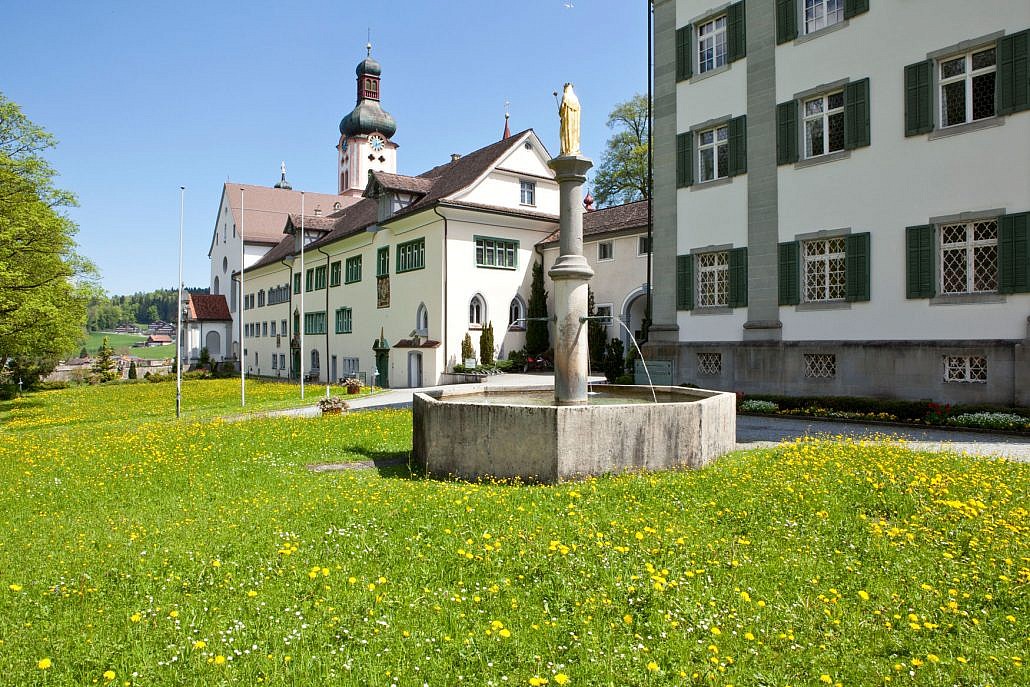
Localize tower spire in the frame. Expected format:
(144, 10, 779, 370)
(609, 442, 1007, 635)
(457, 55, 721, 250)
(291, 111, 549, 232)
(503, 99, 511, 139)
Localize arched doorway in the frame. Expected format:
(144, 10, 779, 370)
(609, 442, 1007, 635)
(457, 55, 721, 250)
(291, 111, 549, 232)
(620, 287, 648, 350)
(205, 330, 221, 361)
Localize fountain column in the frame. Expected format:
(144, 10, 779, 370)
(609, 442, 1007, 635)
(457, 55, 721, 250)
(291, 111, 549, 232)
(547, 153, 594, 405)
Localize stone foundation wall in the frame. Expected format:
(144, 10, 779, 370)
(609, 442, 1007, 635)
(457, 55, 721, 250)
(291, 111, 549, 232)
(645, 340, 1029, 407)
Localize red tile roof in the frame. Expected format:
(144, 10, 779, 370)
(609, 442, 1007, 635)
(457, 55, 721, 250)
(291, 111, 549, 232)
(187, 293, 232, 321)
(222, 184, 357, 245)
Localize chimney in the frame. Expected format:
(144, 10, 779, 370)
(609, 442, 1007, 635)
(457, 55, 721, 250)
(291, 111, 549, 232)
(314, 206, 322, 217)
(450, 153, 462, 162)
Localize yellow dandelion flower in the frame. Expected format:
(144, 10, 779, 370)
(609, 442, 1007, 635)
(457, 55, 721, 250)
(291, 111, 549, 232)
(213, 655, 226, 665)
(499, 628, 511, 638)
(211, 560, 221, 568)
(169, 610, 178, 618)
(193, 640, 206, 649)
(130, 613, 141, 623)
(9, 584, 23, 592)
(858, 590, 870, 601)
(819, 675, 832, 684)
(247, 590, 257, 597)
(647, 661, 660, 672)
(554, 674, 570, 685)
(529, 677, 549, 686)
(37, 658, 52, 670)
(623, 614, 633, 624)
(103, 670, 116, 681)
(740, 591, 751, 602)
(927, 654, 940, 663)
(744, 632, 755, 641)
(711, 627, 722, 636)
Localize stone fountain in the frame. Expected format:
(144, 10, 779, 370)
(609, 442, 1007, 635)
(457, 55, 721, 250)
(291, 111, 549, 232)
(412, 85, 735, 482)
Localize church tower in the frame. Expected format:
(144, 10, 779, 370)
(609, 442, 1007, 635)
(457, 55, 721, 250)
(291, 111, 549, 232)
(338, 44, 398, 197)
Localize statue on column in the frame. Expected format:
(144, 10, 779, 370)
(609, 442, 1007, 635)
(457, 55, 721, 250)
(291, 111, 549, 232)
(559, 83, 581, 156)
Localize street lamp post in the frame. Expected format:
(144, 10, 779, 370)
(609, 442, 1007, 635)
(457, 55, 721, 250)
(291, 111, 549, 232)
(176, 186, 185, 419)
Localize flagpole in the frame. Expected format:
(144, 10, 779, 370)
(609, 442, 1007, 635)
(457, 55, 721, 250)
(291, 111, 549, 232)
(240, 187, 246, 407)
(176, 186, 185, 419)
(300, 192, 305, 400)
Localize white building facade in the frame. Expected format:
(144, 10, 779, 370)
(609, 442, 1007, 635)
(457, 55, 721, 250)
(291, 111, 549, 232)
(647, 0, 1030, 405)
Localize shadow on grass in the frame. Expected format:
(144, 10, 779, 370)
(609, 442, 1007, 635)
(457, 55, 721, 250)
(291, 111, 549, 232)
(0, 397, 45, 414)
(308, 448, 417, 480)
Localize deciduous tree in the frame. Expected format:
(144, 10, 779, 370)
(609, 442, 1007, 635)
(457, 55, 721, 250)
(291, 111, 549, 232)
(592, 94, 649, 208)
(0, 92, 95, 371)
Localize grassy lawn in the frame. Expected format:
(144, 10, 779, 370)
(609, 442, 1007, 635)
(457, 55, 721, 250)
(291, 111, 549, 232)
(0, 382, 1026, 686)
(83, 331, 175, 360)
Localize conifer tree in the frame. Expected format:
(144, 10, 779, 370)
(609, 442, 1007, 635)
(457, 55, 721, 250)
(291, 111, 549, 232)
(91, 336, 117, 382)
(461, 332, 475, 364)
(526, 261, 549, 355)
(127, 360, 137, 379)
(587, 288, 606, 371)
(479, 321, 495, 366)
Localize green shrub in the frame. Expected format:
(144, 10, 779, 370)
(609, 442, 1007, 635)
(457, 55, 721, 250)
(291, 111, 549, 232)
(740, 399, 779, 413)
(614, 373, 635, 385)
(946, 412, 1030, 431)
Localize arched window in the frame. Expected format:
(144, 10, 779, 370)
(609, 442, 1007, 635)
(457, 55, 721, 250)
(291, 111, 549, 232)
(311, 349, 320, 370)
(213, 276, 220, 296)
(509, 296, 526, 329)
(334, 202, 342, 210)
(469, 294, 486, 327)
(416, 303, 429, 336)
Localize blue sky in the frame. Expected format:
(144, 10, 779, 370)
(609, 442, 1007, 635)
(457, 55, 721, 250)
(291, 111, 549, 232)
(4, 0, 649, 295)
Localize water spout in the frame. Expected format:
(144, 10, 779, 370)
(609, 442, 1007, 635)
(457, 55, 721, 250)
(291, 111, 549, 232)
(580, 315, 657, 403)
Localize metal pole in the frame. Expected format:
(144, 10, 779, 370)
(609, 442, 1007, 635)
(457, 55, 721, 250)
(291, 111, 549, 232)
(176, 186, 185, 419)
(240, 187, 246, 407)
(300, 192, 305, 400)
(643, 0, 654, 344)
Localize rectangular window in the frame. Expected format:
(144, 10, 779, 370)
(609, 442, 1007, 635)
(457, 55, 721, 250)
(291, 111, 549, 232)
(940, 47, 997, 127)
(597, 241, 613, 261)
(329, 261, 342, 287)
(804, 353, 836, 379)
(697, 125, 729, 182)
(335, 307, 352, 334)
(305, 268, 314, 292)
(281, 319, 287, 336)
(697, 352, 722, 376)
(304, 312, 327, 335)
(377, 247, 389, 277)
(939, 219, 998, 294)
(343, 357, 359, 375)
(270, 321, 276, 337)
(520, 180, 536, 206)
(271, 355, 277, 370)
(262, 322, 268, 337)
(638, 236, 651, 256)
(803, 238, 847, 302)
(279, 353, 285, 370)
(697, 15, 727, 74)
(944, 355, 988, 383)
(804, 0, 843, 35)
(293, 273, 301, 294)
(345, 255, 362, 283)
(314, 265, 327, 290)
(396, 238, 426, 273)
(696, 251, 730, 307)
(475, 236, 519, 269)
(803, 91, 845, 158)
(595, 304, 613, 326)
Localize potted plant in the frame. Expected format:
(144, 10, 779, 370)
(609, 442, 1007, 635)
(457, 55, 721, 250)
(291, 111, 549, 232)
(343, 377, 363, 394)
(318, 396, 349, 415)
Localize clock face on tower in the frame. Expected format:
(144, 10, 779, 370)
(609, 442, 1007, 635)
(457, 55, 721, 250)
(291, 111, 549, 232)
(369, 134, 385, 152)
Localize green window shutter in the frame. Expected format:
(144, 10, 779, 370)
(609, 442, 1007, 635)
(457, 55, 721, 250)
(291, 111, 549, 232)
(845, 232, 871, 302)
(843, 0, 869, 19)
(905, 224, 936, 298)
(776, 0, 797, 44)
(998, 29, 1030, 115)
(676, 25, 693, 81)
(726, 115, 747, 177)
(293, 273, 300, 294)
(844, 78, 871, 150)
(999, 212, 1030, 293)
(676, 255, 694, 310)
(728, 247, 748, 308)
(904, 61, 934, 136)
(776, 101, 798, 165)
(676, 132, 693, 187)
(727, 2, 746, 62)
(778, 241, 800, 306)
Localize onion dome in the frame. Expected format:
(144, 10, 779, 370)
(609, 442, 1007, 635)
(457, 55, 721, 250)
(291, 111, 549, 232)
(339, 43, 396, 138)
(583, 192, 595, 211)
